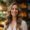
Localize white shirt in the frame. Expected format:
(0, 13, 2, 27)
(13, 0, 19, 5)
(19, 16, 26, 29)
(7, 21, 16, 30)
(21, 20, 27, 30)
(7, 20, 27, 30)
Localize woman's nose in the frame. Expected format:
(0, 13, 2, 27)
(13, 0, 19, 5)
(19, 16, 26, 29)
(14, 9, 16, 12)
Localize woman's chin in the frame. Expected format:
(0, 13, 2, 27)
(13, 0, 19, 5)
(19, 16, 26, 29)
(12, 14, 16, 16)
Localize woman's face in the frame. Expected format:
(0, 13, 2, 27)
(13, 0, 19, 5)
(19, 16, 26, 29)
(11, 5, 18, 16)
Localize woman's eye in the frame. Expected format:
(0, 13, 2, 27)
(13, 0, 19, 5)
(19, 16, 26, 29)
(11, 8, 18, 10)
(15, 8, 18, 10)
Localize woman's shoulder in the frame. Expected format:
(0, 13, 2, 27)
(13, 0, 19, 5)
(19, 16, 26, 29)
(21, 20, 27, 30)
(21, 19, 27, 26)
(22, 20, 26, 23)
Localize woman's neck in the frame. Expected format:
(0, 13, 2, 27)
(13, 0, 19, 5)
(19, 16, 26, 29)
(12, 16, 17, 21)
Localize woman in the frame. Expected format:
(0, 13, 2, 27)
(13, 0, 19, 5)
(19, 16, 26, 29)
(7, 2, 27, 30)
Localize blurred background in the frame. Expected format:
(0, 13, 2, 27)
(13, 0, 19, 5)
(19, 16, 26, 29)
(0, 0, 30, 30)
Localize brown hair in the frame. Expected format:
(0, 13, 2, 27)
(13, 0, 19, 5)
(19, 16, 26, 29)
(7, 2, 22, 30)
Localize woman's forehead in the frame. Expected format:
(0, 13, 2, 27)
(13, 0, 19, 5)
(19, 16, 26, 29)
(12, 5, 18, 8)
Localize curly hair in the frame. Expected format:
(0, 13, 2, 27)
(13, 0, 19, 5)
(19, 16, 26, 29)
(7, 2, 22, 30)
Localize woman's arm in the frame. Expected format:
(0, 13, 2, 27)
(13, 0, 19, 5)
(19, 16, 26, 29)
(21, 20, 28, 30)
